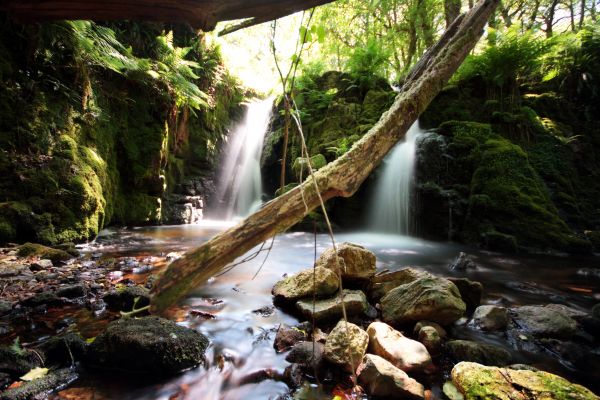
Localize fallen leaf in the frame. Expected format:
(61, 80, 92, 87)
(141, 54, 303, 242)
(20, 367, 49, 381)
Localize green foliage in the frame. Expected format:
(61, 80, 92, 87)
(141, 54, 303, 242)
(345, 38, 391, 83)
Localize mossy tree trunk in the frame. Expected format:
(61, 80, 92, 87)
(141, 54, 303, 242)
(150, 0, 500, 314)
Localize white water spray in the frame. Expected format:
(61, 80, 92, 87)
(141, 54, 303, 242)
(370, 121, 425, 234)
(215, 98, 273, 219)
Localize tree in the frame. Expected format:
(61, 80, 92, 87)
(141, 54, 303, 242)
(150, 0, 500, 314)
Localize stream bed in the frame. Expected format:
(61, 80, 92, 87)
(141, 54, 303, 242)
(2, 222, 599, 399)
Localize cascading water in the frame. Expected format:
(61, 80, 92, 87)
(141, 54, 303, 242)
(369, 120, 425, 234)
(215, 98, 273, 219)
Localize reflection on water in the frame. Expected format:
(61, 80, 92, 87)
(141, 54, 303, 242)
(67, 223, 599, 399)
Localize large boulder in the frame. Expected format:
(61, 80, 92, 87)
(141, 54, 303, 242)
(451, 362, 599, 399)
(381, 276, 466, 326)
(316, 243, 376, 281)
(511, 305, 578, 339)
(296, 289, 369, 322)
(367, 322, 433, 373)
(445, 340, 512, 366)
(357, 354, 425, 399)
(272, 266, 339, 301)
(87, 316, 209, 375)
(368, 268, 430, 302)
(473, 305, 509, 331)
(448, 277, 483, 312)
(324, 320, 369, 372)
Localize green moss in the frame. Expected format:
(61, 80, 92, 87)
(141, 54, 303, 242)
(0, 219, 15, 243)
(17, 242, 72, 263)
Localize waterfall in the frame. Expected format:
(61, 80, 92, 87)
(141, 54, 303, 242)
(215, 98, 273, 220)
(369, 121, 425, 234)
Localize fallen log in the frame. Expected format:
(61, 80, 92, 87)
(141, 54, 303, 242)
(150, 0, 499, 314)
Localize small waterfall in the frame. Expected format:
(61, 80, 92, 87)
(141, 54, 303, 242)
(215, 98, 273, 219)
(370, 121, 425, 234)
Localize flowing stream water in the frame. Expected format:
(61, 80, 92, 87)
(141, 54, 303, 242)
(370, 121, 425, 234)
(43, 224, 600, 400)
(214, 99, 272, 220)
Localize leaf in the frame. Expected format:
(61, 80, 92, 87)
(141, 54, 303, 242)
(20, 367, 49, 382)
(317, 25, 326, 44)
(85, 337, 96, 344)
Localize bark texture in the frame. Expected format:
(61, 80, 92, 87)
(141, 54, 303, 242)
(150, 0, 500, 314)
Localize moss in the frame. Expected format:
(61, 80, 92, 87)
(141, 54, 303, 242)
(16, 242, 72, 263)
(0, 219, 15, 243)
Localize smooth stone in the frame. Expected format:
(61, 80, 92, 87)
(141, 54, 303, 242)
(451, 362, 599, 400)
(543, 303, 587, 320)
(413, 321, 447, 338)
(417, 326, 443, 356)
(272, 266, 339, 301)
(285, 341, 324, 369)
(29, 259, 54, 271)
(472, 305, 508, 331)
(324, 320, 368, 372)
(56, 283, 86, 299)
(367, 322, 433, 373)
(368, 268, 430, 302)
(316, 242, 376, 281)
(87, 316, 209, 375)
(447, 277, 483, 312)
(296, 289, 368, 322)
(381, 276, 466, 326)
(357, 354, 425, 399)
(443, 381, 465, 400)
(511, 305, 578, 339)
(445, 340, 512, 366)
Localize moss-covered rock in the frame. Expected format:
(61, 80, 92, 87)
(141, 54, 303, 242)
(16, 243, 72, 263)
(0, 368, 79, 400)
(272, 266, 339, 301)
(87, 316, 209, 375)
(451, 361, 599, 399)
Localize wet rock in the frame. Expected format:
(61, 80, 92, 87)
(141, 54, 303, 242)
(0, 300, 12, 316)
(285, 341, 324, 369)
(0, 368, 78, 400)
(381, 276, 466, 326)
(472, 305, 508, 331)
(368, 268, 430, 302)
(413, 321, 447, 338)
(274, 324, 309, 353)
(21, 291, 65, 308)
(316, 242, 376, 281)
(543, 303, 587, 320)
(442, 381, 464, 400)
(511, 305, 578, 339)
(447, 277, 482, 312)
(449, 252, 477, 270)
(0, 264, 29, 278)
(56, 284, 86, 299)
(451, 361, 598, 400)
(87, 316, 209, 375)
(367, 322, 433, 373)
(508, 364, 539, 371)
(296, 289, 369, 322)
(445, 340, 512, 366)
(272, 267, 339, 301)
(417, 325, 443, 356)
(357, 354, 425, 399)
(576, 268, 600, 280)
(324, 320, 368, 372)
(103, 285, 150, 311)
(538, 339, 591, 368)
(39, 333, 87, 366)
(29, 259, 53, 270)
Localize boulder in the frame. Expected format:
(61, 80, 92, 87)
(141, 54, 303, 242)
(368, 268, 430, 302)
(272, 266, 339, 301)
(451, 362, 598, 399)
(511, 305, 578, 339)
(103, 285, 151, 311)
(296, 289, 369, 322)
(274, 324, 309, 353)
(324, 320, 368, 372)
(316, 242, 376, 281)
(367, 322, 433, 373)
(543, 304, 587, 320)
(381, 276, 466, 326)
(447, 277, 482, 312)
(357, 354, 425, 399)
(87, 316, 209, 375)
(472, 305, 508, 331)
(0, 368, 78, 400)
(413, 321, 447, 338)
(449, 252, 477, 270)
(445, 340, 512, 366)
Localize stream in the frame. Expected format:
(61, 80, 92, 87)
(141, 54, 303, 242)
(38, 222, 600, 399)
